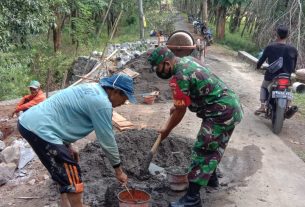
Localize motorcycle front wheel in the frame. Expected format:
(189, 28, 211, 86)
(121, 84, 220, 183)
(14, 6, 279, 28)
(272, 99, 286, 134)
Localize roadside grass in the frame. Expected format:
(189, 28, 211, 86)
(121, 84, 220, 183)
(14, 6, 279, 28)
(209, 22, 259, 56)
(296, 151, 305, 162)
(293, 93, 305, 115)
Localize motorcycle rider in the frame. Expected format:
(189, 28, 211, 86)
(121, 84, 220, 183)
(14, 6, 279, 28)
(200, 21, 212, 46)
(255, 25, 298, 115)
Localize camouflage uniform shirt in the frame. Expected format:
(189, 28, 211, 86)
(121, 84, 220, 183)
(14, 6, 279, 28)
(170, 56, 243, 127)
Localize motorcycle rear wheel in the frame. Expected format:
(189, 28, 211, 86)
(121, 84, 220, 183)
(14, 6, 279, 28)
(272, 101, 285, 134)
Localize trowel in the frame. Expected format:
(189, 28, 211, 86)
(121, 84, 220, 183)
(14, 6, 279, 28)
(148, 162, 165, 176)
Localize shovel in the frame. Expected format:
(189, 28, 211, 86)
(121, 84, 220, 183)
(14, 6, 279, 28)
(141, 134, 162, 174)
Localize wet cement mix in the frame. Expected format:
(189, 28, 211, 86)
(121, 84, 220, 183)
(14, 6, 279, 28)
(80, 128, 195, 207)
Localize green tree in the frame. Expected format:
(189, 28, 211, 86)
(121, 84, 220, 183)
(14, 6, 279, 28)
(49, 0, 70, 52)
(0, 0, 51, 51)
(214, 0, 248, 40)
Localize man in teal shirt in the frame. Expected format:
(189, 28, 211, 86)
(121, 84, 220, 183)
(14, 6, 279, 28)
(18, 74, 136, 207)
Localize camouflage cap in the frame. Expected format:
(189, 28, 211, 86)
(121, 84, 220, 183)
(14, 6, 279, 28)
(147, 46, 175, 66)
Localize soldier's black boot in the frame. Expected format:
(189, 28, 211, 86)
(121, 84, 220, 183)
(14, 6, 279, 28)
(207, 171, 219, 188)
(169, 182, 202, 207)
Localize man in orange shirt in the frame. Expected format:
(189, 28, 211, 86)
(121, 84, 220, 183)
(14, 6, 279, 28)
(12, 80, 46, 117)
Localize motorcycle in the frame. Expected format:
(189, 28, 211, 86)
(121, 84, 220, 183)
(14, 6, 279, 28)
(264, 73, 298, 134)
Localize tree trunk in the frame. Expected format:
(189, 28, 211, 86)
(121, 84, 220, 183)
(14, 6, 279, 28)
(185, 0, 188, 13)
(137, 0, 144, 40)
(241, 15, 249, 37)
(191, 0, 195, 15)
(160, 0, 162, 12)
(71, 9, 77, 44)
(229, 3, 241, 33)
(216, 5, 226, 40)
(197, 2, 202, 18)
(53, 25, 61, 52)
(202, 0, 208, 22)
(107, 12, 115, 37)
(249, 17, 256, 34)
(52, 12, 64, 52)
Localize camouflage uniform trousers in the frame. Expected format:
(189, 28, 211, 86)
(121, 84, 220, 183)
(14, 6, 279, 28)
(187, 100, 243, 186)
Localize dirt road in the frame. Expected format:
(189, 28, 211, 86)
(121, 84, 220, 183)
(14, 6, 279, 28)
(114, 45, 305, 207)
(116, 15, 305, 206)
(1, 14, 305, 207)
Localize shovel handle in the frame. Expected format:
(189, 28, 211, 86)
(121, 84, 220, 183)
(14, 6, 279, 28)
(151, 134, 162, 155)
(123, 184, 134, 200)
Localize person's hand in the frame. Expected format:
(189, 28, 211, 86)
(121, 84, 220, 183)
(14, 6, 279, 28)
(11, 111, 17, 118)
(114, 166, 128, 185)
(68, 144, 80, 163)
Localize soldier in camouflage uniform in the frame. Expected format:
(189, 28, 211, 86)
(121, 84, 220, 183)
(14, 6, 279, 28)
(147, 46, 243, 207)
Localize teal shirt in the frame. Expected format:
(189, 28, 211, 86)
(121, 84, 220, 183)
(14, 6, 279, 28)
(19, 83, 120, 166)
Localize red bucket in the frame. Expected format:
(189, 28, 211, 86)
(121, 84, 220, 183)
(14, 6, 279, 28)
(117, 189, 151, 207)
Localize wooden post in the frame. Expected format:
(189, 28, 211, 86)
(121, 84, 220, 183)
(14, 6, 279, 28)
(102, 0, 114, 27)
(61, 70, 68, 89)
(110, 10, 123, 40)
(137, 0, 144, 40)
(46, 68, 51, 98)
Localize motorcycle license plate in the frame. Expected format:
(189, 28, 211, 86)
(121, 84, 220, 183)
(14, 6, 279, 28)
(272, 91, 292, 100)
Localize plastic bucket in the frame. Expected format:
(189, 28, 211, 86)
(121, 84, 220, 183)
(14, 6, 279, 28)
(166, 166, 189, 191)
(292, 82, 305, 93)
(117, 189, 151, 207)
(143, 95, 156, 105)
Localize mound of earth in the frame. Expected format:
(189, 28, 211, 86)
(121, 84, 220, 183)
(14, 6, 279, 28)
(80, 128, 195, 207)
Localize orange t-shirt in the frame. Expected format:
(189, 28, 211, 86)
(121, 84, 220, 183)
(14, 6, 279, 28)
(16, 90, 46, 112)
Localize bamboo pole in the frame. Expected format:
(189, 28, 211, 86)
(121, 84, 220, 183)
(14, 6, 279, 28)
(102, 0, 114, 27)
(46, 68, 51, 98)
(110, 10, 123, 40)
(61, 70, 68, 89)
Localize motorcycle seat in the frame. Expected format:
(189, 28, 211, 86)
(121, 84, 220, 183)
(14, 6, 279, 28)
(277, 73, 290, 77)
(275, 73, 290, 79)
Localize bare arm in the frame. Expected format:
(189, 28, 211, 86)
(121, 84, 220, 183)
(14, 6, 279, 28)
(159, 106, 187, 140)
(257, 49, 268, 69)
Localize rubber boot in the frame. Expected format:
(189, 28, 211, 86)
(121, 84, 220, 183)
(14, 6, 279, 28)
(207, 171, 219, 188)
(169, 182, 202, 207)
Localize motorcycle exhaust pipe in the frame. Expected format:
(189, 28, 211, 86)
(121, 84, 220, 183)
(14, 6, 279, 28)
(285, 106, 298, 119)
